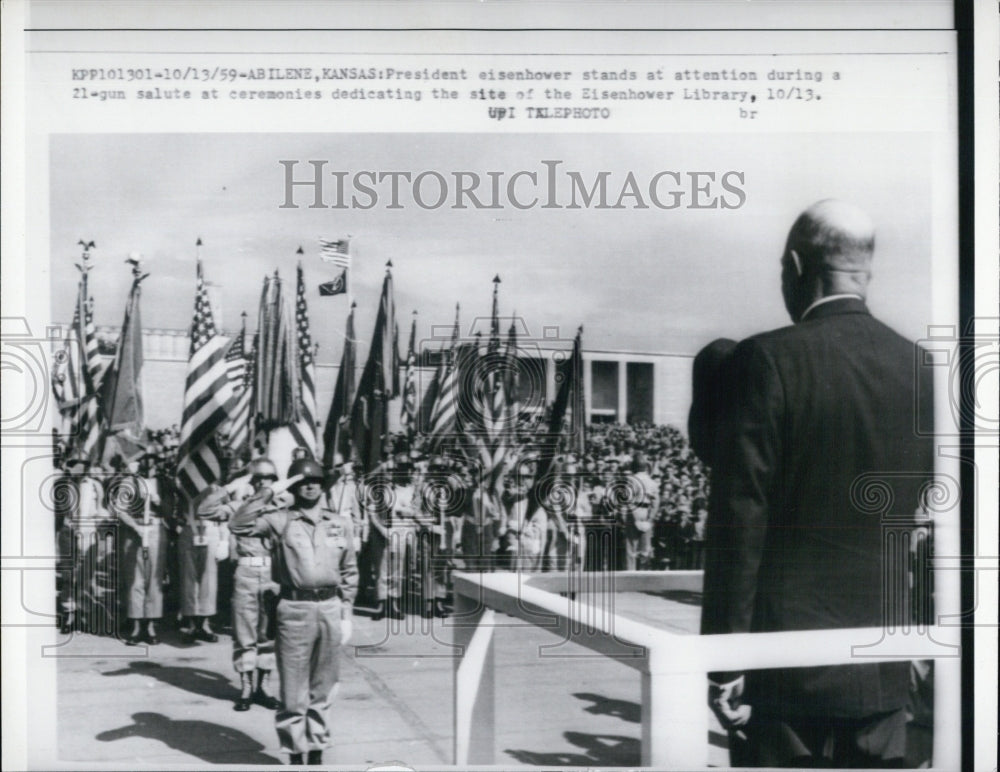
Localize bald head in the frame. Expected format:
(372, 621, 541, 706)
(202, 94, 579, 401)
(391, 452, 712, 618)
(781, 200, 875, 322)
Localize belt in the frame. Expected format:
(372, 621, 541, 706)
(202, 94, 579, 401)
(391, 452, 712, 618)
(281, 586, 339, 602)
(237, 556, 271, 567)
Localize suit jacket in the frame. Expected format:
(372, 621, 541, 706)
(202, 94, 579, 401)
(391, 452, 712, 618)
(701, 298, 934, 719)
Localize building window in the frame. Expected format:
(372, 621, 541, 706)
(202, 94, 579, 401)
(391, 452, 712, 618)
(591, 361, 619, 423)
(626, 362, 654, 425)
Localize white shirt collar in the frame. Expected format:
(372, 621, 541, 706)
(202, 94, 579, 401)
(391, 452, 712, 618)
(800, 294, 863, 321)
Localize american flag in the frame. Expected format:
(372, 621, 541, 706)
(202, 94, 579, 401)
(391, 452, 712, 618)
(225, 323, 255, 462)
(176, 260, 235, 499)
(470, 276, 511, 496)
(290, 263, 318, 458)
(400, 312, 419, 437)
(427, 305, 461, 448)
(53, 259, 106, 461)
(225, 320, 248, 387)
(319, 238, 351, 268)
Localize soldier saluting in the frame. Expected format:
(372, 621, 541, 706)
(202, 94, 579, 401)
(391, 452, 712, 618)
(228, 457, 357, 766)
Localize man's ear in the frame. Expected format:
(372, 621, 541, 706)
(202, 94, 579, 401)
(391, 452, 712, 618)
(789, 249, 803, 278)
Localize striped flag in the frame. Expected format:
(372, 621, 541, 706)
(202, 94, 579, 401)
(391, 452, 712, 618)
(52, 280, 89, 419)
(469, 276, 510, 496)
(319, 238, 351, 268)
(400, 311, 419, 437)
(426, 304, 461, 448)
(176, 260, 235, 500)
(350, 265, 398, 473)
(226, 322, 255, 462)
(255, 272, 300, 428)
(77, 280, 106, 461)
(321, 303, 356, 468)
(225, 319, 248, 387)
(290, 262, 318, 458)
(53, 249, 106, 463)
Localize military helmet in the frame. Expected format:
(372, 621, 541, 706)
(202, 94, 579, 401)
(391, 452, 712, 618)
(288, 457, 324, 483)
(249, 457, 278, 480)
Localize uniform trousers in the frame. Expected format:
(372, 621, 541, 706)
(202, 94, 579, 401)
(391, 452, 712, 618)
(623, 519, 653, 570)
(179, 524, 220, 618)
(364, 527, 413, 601)
(231, 564, 279, 672)
(120, 523, 167, 619)
(275, 596, 343, 754)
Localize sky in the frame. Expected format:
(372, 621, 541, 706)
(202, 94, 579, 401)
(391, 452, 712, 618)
(50, 132, 935, 362)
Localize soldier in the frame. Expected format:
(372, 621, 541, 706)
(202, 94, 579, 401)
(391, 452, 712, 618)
(228, 458, 283, 712)
(324, 456, 363, 549)
(179, 472, 232, 642)
(228, 458, 357, 766)
(113, 456, 167, 645)
(56, 455, 107, 633)
(622, 455, 659, 570)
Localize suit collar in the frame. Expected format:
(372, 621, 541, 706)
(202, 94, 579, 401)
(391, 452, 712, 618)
(800, 295, 869, 322)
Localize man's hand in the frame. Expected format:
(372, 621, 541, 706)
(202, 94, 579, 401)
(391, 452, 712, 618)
(709, 675, 752, 735)
(340, 614, 353, 646)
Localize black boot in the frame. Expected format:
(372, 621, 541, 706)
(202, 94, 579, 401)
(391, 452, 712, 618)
(192, 617, 218, 643)
(253, 669, 280, 709)
(234, 672, 253, 712)
(143, 620, 160, 646)
(124, 620, 142, 646)
(289, 752, 303, 765)
(433, 600, 449, 618)
(307, 750, 323, 765)
(388, 597, 403, 619)
(371, 600, 385, 621)
(60, 612, 75, 635)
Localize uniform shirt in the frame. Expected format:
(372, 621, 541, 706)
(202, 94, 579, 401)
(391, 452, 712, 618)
(326, 478, 362, 532)
(229, 489, 273, 559)
(627, 471, 659, 526)
(230, 503, 358, 603)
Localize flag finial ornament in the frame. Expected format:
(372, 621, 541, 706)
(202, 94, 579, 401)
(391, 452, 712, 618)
(386, 260, 393, 269)
(196, 237, 202, 247)
(296, 246, 304, 255)
(493, 274, 501, 284)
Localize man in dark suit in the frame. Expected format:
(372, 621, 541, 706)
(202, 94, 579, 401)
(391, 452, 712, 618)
(701, 200, 934, 767)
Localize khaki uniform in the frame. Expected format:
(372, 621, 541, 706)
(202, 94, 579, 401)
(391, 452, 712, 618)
(229, 502, 358, 755)
(228, 487, 280, 673)
(623, 471, 658, 570)
(179, 485, 226, 618)
(117, 475, 167, 619)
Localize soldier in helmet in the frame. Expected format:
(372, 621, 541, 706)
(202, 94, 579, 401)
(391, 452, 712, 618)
(227, 457, 284, 712)
(228, 457, 357, 766)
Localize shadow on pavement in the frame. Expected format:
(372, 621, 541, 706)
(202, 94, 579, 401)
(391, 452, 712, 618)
(506, 731, 640, 766)
(101, 660, 237, 702)
(96, 712, 280, 765)
(573, 692, 641, 723)
(642, 589, 702, 606)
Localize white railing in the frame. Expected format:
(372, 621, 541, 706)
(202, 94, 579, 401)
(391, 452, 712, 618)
(451, 570, 960, 769)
